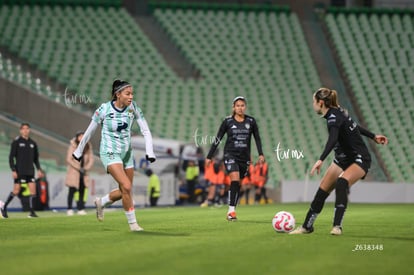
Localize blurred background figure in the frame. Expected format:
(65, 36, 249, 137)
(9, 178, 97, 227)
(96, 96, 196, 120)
(185, 160, 199, 204)
(253, 160, 269, 204)
(65, 131, 94, 216)
(239, 162, 254, 205)
(146, 169, 160, 207)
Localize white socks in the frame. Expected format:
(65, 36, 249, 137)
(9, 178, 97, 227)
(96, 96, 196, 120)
(125, 209, 137, 224)
(101, 194, 112, 207)
(228, 206, 235, 213)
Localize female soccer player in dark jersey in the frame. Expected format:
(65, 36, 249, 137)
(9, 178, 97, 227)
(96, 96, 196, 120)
(290, 88, 388, 235)
(206, 96, 264, 221)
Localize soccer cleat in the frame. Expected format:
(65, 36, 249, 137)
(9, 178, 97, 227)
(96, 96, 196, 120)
(129, 222, 144, 232)
(1, 208, 8, 218)
(94, 197, 104, 222)
(67, 209, 74, 216)
(226, 211, 237, 221)
(330, 226, 343, 235)
(28, 212, 39, 218)
(200, 201, 209, 208)
(77, 210, 87, 216)
(289, 226, 314, 235)
(214, 202, 223, 208)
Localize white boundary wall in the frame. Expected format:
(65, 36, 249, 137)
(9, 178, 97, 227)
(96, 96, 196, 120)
(281, 180, 414, 203)
(0, 172, 177, 210)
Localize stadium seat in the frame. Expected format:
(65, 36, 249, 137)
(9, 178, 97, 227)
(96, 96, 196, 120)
(325, 9, 413, 183)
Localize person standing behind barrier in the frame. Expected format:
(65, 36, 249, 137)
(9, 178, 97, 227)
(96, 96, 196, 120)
(200, 159, 226, 207)
(252, 160, 269, 204)
(72, 79, 156, 231)
(146, 169, 160, 207)
(206, 96, 264, 221)
(186, 160, 199, 203)
(65, 131, 94, 216)
(239, 162, 254, 205)
(1, 123, 43, 218)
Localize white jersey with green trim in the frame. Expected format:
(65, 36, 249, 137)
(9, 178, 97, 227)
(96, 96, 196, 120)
(93, 101, 150, 155)
(73, 101, 155, 160)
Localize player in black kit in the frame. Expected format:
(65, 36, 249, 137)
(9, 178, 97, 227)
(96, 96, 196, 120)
(1, 123, 43, 218)
(206, 96, 264, 221)
(290, 88, 388, 235)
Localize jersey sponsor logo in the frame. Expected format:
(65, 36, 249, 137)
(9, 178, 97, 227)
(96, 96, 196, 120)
(107, 152, 115, 160)
(349, 121, 357, 131)
(116, 122, 128, 132)
(224, 159, 235, 164)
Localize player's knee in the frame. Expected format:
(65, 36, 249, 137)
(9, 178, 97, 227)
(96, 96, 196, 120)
(120, 182, 133, 194)
(336, 177, 349, 193)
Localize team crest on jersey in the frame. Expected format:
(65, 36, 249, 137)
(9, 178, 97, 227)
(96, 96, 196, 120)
(245, 123, 250, 129)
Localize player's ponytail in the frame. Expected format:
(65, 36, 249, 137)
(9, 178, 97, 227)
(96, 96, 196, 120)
(314, 88, 339, 108)
(112, 79, 131, 100)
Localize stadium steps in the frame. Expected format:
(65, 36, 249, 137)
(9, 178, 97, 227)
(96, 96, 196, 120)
(152, 4, 326, 183)
(324, 9, 414, 183)
(134, 15, 199, 80)
(1, 2, 325, 184)
(0, 112, 104, 174)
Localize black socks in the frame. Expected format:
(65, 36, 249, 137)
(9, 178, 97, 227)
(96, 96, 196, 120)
(228, 181, 240, 206)
(333, 177, 349, 227)
(303, 188, 330, 229)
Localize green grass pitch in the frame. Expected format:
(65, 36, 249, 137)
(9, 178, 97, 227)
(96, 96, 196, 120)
(1, 203, 413, 275)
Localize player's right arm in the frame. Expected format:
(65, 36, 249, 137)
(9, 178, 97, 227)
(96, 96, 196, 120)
(9, 139, 17, 172)
(72, 104, 104, 161)
(72, 120, 98, 161)
(206, 119, 227, 160)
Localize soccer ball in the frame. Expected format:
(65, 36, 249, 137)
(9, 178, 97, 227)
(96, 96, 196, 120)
(272, 211, 295, 233)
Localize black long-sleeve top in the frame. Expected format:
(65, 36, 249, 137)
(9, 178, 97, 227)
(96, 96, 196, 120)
(9, 136, 41, 176)
(207, 115, 263, 161)
(319, 108, 372, 162)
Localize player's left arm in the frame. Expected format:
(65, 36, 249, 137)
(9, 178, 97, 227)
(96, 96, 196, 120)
(34, 142, 43, 177)
(135, 104, 156, 162)
(252, 119, 265, 163)
(358, 125, 388, 145)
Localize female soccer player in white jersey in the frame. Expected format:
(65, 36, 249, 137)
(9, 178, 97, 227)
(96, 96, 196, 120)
(206, 96, 264, 221)
(72, 80, 156, 231)
(289, 88, 388, 235)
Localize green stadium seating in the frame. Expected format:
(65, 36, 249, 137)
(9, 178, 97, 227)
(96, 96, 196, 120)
(0, 3, 328, 183)
(325, 10, 414, 183)
(153, 6, 325, 183)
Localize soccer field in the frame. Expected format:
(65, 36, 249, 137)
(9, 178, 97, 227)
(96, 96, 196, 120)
(1, 203, 413, 275)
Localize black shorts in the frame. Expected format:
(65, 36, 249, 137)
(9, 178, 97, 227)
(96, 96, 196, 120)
(334, 153, 371, 178)
(14, 175, 36, 184)
(223, 154, 250, 179)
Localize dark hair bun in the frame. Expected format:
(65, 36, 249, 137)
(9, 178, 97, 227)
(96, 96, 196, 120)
(112, 79, 131, 96)
(112, 79, 122, 95)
